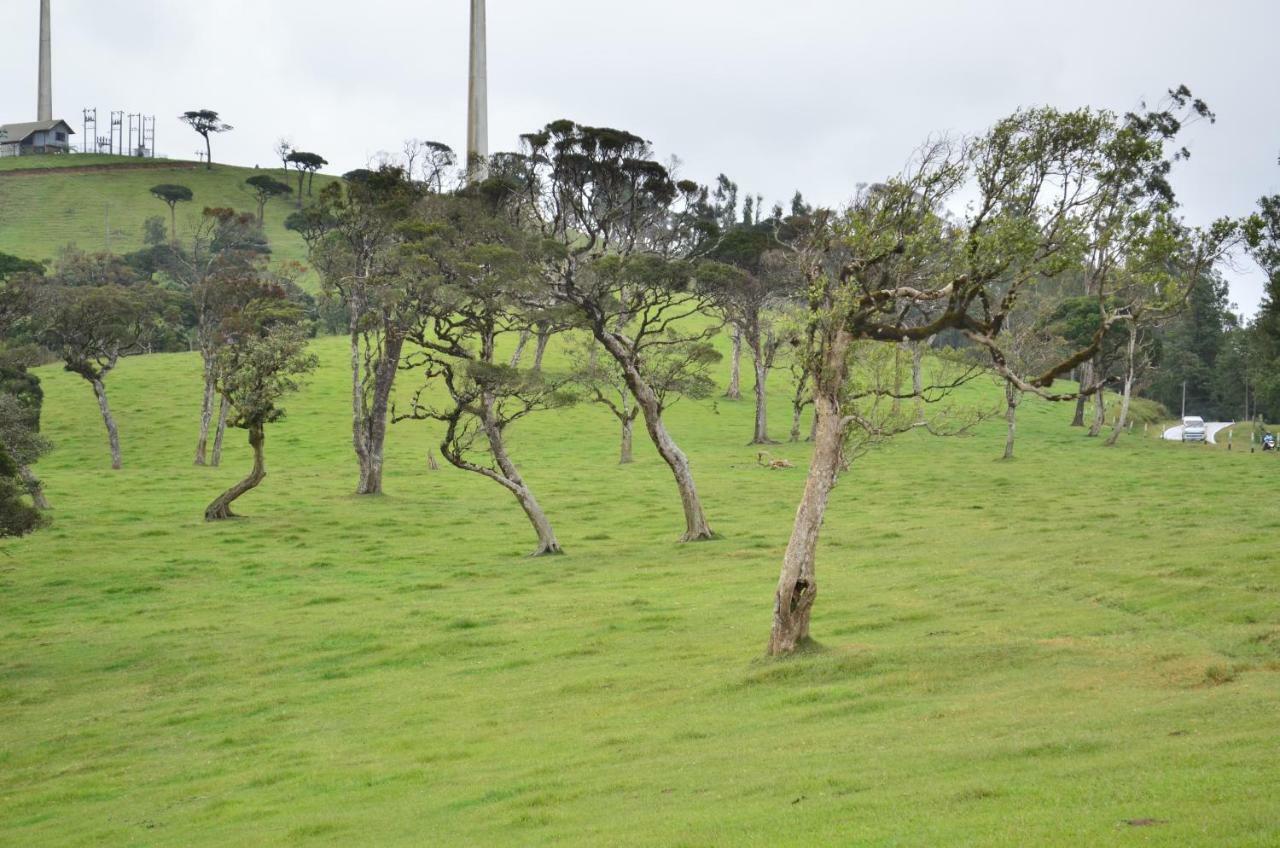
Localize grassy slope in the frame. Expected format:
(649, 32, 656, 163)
(0, 154, 331, 278)
(1, 329, 1277, 847)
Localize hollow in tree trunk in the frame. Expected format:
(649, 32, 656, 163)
(211, 395, 230, 467)
(205, 423, 266, 520)
(1002, 381, 1021, 460)
(19, 465, 50, 510)
(91, 377, 123, 470)
(768, 327, 851, 655)
(725, 327, 742, 400)
(194, 357, 216, 465)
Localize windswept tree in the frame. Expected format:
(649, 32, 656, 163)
(489, 121, 723, 541)
(164, 208, 272, 466)
(701, 217, 805, 444)
(205, 301, 317, 520)
(306, 166, 426, 495)
(27, 267, 172, 470)
(398, 195, 569, 556)
(569, 334, 719, 464)
(180, 110, 233, 170)
(150, 184, 193, 242)
(286, 151, 329, 204)
(245, 175, 292, 225)
(767, 92, 1230, 655)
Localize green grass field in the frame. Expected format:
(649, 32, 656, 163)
(2, 325, 1278, 846)
(0, 154, 330, 276)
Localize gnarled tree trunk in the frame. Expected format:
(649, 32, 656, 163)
(18, 465, 50, 510)
(1088, 386, 1107, 438)
(768, 327, 851, 655)
(355, 334, 404, 495)
(725, 327, 742, 400)
(1002, 381, 1021, 460)
(194, 356, 216, 466)
(206, 423, 266, 520)
(619, 407, 636, 465)
(91, 377, 122, 470)
(750, 342, 774, 445)
(211, 396, 230, 467)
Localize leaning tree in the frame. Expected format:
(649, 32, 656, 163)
(205, 301, 317, 520)
(27, 266, 172, 470)
(397, 194, 570, 556)
(180, 110, 233, 170)
(767, 91, 1235, 655)
(305, 165, 430, 495)
(286, 151, 329, 204)
(488, 122, 724, 541)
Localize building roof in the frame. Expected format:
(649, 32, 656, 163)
(0, 119, 75, 144)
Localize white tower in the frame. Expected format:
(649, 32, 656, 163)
(38, 0, 53, 122)
(466, 0, 488, 182)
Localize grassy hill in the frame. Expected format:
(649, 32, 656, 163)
(1, 328, 1277, 846)
(0, 154, 332, 280)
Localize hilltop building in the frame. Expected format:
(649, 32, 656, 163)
(0, 120, 75, 157)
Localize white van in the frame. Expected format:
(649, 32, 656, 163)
(1182, 416, 1207, 443)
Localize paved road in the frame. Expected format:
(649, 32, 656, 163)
(1162, 422, 1234, 444)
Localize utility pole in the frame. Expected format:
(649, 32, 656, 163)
(1181, 381, 1186, 418)
(37, 0, 52, 122)
(466, 0, 488, 183)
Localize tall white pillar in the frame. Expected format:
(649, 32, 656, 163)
(38, 0, 53, 122)
(466, 0, 488, 182)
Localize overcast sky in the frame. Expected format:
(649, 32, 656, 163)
(2, 0, 1277, 313)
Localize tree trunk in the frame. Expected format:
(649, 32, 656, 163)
(598, 332, 713, 541)
(532, 328, 551, 373)
(1002, 381, 1020, 460)
(790, 404, 804, 444)
(891, 343, 904, 415)
(205, 423, 266, 520)
(1071, 361, 1093, 426)
(1105, 323, 1137, 448)
(750, 346, 773, 444)
(211, 395, 230, 467)
(204, 134, 212, 170)
(912, 340, 925, 424)
(1088, 386, 1107, 438)
(18, 465, 50, 510)
(257, 199, 266, 226)
(355, 333, 404, 495)
(195, 355, 216, 466)
(768, 327, 851, 656)
(91, 377, 122, 470)
(169, 205, 178, 243)
(509, 329, 531, 367)
(725, 328, 742, 400)
(482, 401, 562, 556)
(619, 411, 635, 465)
